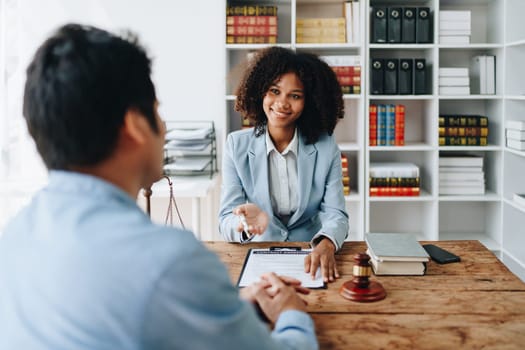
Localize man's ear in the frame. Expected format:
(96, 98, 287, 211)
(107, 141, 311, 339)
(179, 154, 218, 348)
(121, 108, 149, 145)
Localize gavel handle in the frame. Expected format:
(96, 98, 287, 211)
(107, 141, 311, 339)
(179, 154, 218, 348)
(143, 187, 153, 217)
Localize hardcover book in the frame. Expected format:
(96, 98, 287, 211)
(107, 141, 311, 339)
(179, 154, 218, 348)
(365, 233, 429, 262)
(367, 251, 426, 276)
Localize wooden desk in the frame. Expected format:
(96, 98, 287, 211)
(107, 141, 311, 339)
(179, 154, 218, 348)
(206, 240, 525, 349)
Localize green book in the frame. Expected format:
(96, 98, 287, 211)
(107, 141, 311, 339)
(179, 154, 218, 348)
(365, 233, 430, 262)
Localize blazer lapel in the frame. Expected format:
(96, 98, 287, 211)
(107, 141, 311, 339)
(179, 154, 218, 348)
(288, 133, 316, 227)
(248, 134, 273, 216)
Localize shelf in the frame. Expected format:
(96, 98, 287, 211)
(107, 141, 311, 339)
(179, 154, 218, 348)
(505, 147, 525, 157)
(439, 95, 502, 100)
(295, 43, 361, 50)
(369, 95, 433, 100)
(370, 143, 433, 151)
(338, 142, 360, 151)
(345, 193, 360, 202)
(439, 192, 500, 202)
(506, 39, 525, 48)
(503, 198, 525, 214)
(369, 190, 433, 202)
(369, 44, 433, 50)
(438, 44, 503, 49)
(505, 95, 525, 101)
(226, 43, 292, 50)
(438, 145, 501, 151)
(342, 94, 361, 100)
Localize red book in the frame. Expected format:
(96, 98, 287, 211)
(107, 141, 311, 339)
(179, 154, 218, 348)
(395, 104, 405, 146)
(226, 36, 277, 44)
(332, 66, 361, 76)
(226, 25, 278, 36)
(369, 187, 420, 196)
(369, 105, 377, 146)
(337, 75, 361, 86)
(226, 15, 278, 26)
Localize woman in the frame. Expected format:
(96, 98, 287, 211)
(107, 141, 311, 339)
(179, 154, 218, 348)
(219, 46, 349, 282)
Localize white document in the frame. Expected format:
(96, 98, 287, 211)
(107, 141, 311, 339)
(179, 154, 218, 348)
(238, 248, 324, 289)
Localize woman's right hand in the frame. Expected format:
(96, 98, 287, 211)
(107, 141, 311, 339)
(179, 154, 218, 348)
(233, 203, 269, 236)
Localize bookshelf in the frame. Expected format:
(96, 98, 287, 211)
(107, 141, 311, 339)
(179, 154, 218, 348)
(224, 0, 525, 280)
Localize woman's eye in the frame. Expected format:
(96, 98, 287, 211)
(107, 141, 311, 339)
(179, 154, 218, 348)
(292, 94, 302, 100)
(270, 88, 279, 95)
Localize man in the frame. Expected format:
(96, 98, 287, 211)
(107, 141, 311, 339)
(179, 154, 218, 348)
(0, 24, 318, 349)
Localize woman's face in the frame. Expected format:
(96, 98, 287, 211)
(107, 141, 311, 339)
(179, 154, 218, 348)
(262, 72, 305, 132)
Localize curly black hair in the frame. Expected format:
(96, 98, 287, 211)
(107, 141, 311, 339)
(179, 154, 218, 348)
(234, 46, 344, 144)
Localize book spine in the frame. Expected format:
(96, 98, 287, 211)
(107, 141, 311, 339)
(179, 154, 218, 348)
(369, 105, 377, 146)
(370, 177, 420, 187)
(377, 104, 387, 146)
(438, 127, 489, 137)
(226, 25, 278, 36)
(227, 5, 278, 16)
(384, 104, 395, 146)
(439, 136, 488, 146)
(438, 115, 489, 127)
(332, 66, 361, 76)
(296, 36, 346, 43)
(395, 104, 405, 146)
(341, 85, 361, 94)
(337, 75, 361, 86)
(226, 36, 277, 44)
(370, 186, 420, 196)
(296, 18, 346, 27)
(226, 16, 277, 26)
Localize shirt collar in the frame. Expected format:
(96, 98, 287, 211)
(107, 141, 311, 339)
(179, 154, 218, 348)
(265, 128, 298, 156)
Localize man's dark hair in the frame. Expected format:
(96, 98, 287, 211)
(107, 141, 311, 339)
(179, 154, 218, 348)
(23, 23, 157, 169)
(235, 46, 344, 144)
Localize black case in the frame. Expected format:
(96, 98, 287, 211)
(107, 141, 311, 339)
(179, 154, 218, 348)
(423, 244, 461, 264)
(370, 58, 384, 94)
(401, 8, 416, 43)
(387, 7, 402, 43)
(416, 7, 432, 43)
(371, 7, 387, 43)
(384, 58, 398, 95)
(414, 59, 427, 94)
(398, 59, 413, 94)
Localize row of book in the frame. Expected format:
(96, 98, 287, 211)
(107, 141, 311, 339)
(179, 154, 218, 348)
(296, 17, 346, 44)
(371, 7, 432, 44)
(321, 55, 361, 95)
(369, 162, 420, 196)
(369, 104, 405, 146)
(439, 115, 489, 146)
(506, 120, 525, 151)
(341, 154, 350, 196)
(439, 10, 471, 44)
(226, 5, 278, 44)
(370, 58, 428, 95)
(439, 155, 485, 195)
(366, 233, 429, 276)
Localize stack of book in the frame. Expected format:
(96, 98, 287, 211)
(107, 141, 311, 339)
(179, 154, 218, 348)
(470, 55, 496, 95)
(369, 162, 420, 196)
(439, 67, 470, 95)
(439, 10, 471, 44)
(343, 0, 360, 44)
(296, 18, 346, 43)
(320, 55, 361, 95)
(341, 154, 350, 196)
(438, 115, 489, 146)
(439, 155, 485, 195)
(369, 104, 405, 146)
(365, 233, 430, 275)
(506, 120, 525, 151)
(226, 5, 278, 44)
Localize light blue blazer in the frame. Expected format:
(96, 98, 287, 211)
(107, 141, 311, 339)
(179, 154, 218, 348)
(219, 128, 349, 249)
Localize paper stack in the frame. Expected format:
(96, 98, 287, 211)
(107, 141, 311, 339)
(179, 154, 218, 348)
(439, 155, 485, 195)
(439, 10, 471, 44)
(505, 120, 525, 151)
(439, 67, 470, 95)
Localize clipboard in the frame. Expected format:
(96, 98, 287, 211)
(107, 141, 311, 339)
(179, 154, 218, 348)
(237, 247, 326, 289)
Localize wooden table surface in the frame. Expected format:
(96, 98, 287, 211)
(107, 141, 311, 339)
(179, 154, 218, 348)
(205, 240, 525, 350)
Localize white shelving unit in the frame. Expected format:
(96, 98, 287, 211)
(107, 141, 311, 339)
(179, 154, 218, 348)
(224, 0, 525, 279)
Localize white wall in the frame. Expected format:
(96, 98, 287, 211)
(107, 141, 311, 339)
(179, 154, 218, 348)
(0, 0, 226, 231)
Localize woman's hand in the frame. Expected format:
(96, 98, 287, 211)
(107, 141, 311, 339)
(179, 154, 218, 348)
(304, 237, 339, 283)
(233, 203, 269, 236)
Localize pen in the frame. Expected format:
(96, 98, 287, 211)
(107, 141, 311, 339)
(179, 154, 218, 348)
(239, 214, 255, 242)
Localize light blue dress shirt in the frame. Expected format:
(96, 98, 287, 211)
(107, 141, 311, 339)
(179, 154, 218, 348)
(0, 171, 317, 350)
